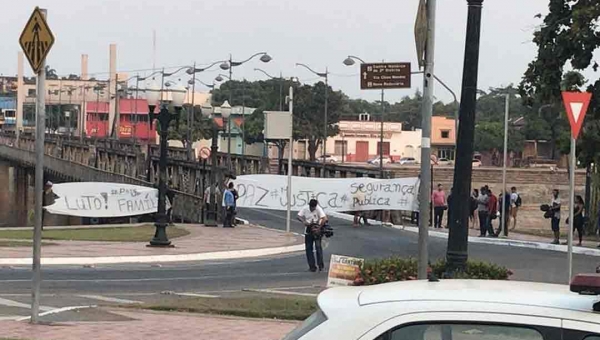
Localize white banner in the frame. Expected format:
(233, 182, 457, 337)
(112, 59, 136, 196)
(46, 182, 166, 218)
(234, 174, 419, 212)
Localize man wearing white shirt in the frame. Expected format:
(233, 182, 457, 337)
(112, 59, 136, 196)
(297, 199, 327, 272)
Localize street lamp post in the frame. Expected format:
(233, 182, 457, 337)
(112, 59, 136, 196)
(219, 52, 272, 171)
(145, 78, 187, 246)
(446, 0, 485, 272)
(254, 68, 284, 111)
(343, 55, 387, 178)
(200, 103, 219, 226)
(296, 63, 328, 177)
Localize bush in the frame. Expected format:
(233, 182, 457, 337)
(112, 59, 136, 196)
(354, 257, 512, 286)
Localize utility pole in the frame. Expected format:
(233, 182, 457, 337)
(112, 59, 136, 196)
(446, 0, 485, 272)
(417, 0, 437, 280)
(501, 94, 509, 237)
(286, 86, 294, 233)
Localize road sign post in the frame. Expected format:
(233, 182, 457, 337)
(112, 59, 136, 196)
(562, 91, 592, 283)
(360, 63, 411, 90)
(19, 7, 54, 324)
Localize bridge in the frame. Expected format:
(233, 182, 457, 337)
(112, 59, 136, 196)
(0, 133, 386, 223)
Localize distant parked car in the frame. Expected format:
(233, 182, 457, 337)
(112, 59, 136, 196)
(472, 159, 482, 167)
(318, 154, 338, 163)
(398, 157, 417, 165)
(368, 156, 392, 165)
(436, 158, 453, 166)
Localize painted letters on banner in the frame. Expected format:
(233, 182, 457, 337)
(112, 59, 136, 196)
(45, 182, 166, 218)
(327, 254, 364, 287)
(234, 174, 419, 212)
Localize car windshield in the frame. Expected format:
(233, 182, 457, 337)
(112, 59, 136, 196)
(282, 309, 327, 340)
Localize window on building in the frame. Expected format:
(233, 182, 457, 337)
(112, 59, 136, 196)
(27, 89, 36, 97)
(334, 141, 347, 156)
(438, 148, 455, 161)
(377, 142, 391, 156)
(441, 130, 450, 139)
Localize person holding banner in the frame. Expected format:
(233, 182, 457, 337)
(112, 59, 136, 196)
(298, 199, 328, 272)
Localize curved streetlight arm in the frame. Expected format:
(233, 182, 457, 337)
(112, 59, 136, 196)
(138, 70, 163, 81)
(347, 55, 366, 63)
(231, 52, 268, 67)
(163, 66, 193, 77)
(433, 75, 457, 104)
(189, 78, 215, 89)
(296, 63, 327, 78)
(254, 68, 278, 80)
(188, 60, 226, 74)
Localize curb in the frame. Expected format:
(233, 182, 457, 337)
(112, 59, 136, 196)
(0, 244, 305, 266)
(395, 225, 600, 257)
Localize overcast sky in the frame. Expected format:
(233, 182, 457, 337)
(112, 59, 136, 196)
(0, 0, 549, 104)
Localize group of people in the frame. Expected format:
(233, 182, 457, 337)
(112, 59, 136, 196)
(470, 186, 521, 238)
(430, 184, 521, 238)
(544, 189, 586, 246)
(203, 180, 238, 228)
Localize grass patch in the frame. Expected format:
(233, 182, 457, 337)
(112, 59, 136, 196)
(0, 240, 56, 247)
(129, 295, 317, 321)
(0, 225, 190, 242)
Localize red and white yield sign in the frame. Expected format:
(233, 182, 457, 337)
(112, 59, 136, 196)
(562, 91, 592, 139)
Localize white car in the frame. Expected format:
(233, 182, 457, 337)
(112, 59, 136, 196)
(472, 159, 483, 167)
(318, 155, 338, 163)
(398, 157, 417, 165)
(283, 276, 600, 340)
(436, 158, 453, 166)
(368, 156, 391, 165)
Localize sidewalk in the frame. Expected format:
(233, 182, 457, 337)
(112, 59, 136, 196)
(398, 224, 600, 257)
(0, 308, 297, 340)
(0, 224, 304, 266)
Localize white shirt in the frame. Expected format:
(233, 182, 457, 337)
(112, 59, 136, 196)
(510, 192, 519, 207)
(551, 197, 561, 219)
(297, 205, 326, 225)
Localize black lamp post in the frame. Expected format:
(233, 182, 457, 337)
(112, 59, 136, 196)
(145, 80, 187, 246)
(446, 0, 485, 272)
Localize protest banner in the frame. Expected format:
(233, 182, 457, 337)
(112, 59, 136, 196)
(45, 182, 166, 218)
(327, 254, 364, 287)
(234, 174, 419, 212)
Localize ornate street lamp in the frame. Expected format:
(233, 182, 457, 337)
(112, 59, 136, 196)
(146, 80, 186, 246)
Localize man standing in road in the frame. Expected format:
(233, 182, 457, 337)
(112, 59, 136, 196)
(297, 199, 327, 272)
(432, 184, 447, 229)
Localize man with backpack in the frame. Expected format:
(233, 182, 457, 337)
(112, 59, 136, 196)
(510, 186, 521, 230)
(297, 199, 328, 272)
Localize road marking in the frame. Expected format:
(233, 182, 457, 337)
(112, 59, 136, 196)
(242, 288, 318, 297)
(76, 295, 142, 304)
(16, 305, 96, 321)
(161, 291, 220, 298)
(0, 297, 54, 311)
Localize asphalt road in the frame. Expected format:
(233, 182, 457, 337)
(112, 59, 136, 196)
(0, 208, 597, 317)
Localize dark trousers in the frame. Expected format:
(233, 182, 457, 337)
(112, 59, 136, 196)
(305, 233, 324, 271)
(478, 211, 489, 236)
(223, 207, 234, 227)
(434, 207, 445, 228)
(496, 212, 509, 237)
(411, 211, 420, 225)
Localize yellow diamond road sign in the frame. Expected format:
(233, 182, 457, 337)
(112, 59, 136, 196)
(19, 7, 55, 74)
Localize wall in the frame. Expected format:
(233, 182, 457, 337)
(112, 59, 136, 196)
(431, 116, 456, 146)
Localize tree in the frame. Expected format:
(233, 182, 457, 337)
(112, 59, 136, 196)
(45, 65, 58, 80)
(474, 121, 525, 154)
(167, 105, 215, 148)
(519, 0, 600, 160)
